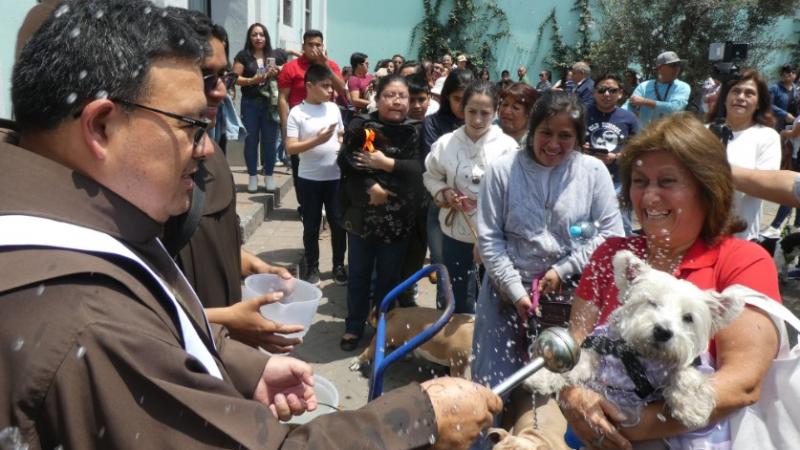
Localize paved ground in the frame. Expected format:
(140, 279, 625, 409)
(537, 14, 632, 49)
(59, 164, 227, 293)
(228, 149, 800, 413)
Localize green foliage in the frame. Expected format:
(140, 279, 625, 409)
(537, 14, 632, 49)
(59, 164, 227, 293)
(410, 0, 510, 71)
(587, 0, 799, 86)
(534, 0, 594, 79)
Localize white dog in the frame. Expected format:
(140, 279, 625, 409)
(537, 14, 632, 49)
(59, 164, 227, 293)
(525, 250, 743, 430)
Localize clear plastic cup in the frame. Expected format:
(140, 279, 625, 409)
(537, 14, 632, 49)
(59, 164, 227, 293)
(285, 374, 340, 425)
(243, 274, 321, 339)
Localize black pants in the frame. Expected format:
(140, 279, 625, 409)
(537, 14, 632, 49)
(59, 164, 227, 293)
(295, 177, 346, 270)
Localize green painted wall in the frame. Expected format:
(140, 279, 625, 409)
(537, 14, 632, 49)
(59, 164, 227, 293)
(325, 0, 589, 80)
(1, 0, 37, 118)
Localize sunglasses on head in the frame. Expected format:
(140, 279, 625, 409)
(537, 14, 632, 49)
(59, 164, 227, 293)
(596, 87, 620, 94)
(203, 70, 238, 92)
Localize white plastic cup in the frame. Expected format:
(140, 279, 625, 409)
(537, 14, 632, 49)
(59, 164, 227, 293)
(243, 274, 322, 339)
(286, 374, 340, 425)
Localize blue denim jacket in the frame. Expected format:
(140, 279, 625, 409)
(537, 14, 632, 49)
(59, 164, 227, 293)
(209, 94, 247, 142)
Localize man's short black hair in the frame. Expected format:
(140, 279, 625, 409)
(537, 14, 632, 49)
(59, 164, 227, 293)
(13, 0, 206, 132)
(781, 64, 796, 74)
(405, 74, 429, 96)
(305, 63, 333, 84)
(595, 73, 622, 86)
(350, 52, 367, 68)
(400, 61, 424, 76)
(540, 69, 551, 80)
(501, 69, 510, 77)
(303, 29, 323, 42)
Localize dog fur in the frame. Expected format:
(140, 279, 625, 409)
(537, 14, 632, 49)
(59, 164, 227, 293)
(348, 306, 474, 378)
(524, 250, 744, 429)
(772, 232, 800, 282)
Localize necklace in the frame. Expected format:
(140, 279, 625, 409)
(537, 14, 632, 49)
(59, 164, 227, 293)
(654, 81, 673, 102)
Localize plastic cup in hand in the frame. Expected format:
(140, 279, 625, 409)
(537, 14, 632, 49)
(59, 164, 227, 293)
(243, 274, 322, 339)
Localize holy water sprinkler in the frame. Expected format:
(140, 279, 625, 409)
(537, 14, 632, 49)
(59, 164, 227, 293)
(492, 327, 580, 396)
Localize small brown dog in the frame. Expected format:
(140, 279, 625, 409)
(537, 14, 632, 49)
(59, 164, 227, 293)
(349, 306, 474, 378)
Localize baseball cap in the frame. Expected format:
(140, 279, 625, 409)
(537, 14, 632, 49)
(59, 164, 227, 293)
(656, 51, 685, 67)
(456, 55, 467, 62)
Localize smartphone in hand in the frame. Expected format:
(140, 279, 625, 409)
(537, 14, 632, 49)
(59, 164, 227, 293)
(267, 57, 276, 68)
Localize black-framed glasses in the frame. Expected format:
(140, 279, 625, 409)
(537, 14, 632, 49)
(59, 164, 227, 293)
(596, 87, 620, 94)
(115, 99, 210, 147)
(203, 70, 238, 92)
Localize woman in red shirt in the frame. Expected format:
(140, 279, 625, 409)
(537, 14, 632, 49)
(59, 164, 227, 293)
(562, 113, 781, 449)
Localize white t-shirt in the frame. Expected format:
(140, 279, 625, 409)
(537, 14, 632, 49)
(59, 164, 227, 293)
(726, 124, 781, 240)
(286, 101, 344, 181)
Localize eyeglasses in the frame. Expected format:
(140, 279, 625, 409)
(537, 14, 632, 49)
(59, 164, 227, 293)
(381, 92, 409, 100)
(203, 70, 238, 92)
(115, 99, 210, 147)
(596, 87, 620, 94)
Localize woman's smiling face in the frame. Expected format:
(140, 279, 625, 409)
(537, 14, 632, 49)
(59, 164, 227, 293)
(629, 150, 705, 250)
(529, 113, 577, 167)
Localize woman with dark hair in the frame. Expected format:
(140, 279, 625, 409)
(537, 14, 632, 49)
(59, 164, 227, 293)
(336, 74, 426, 350)
(498, 82, 538, 144)
(706, 68, 781, 240)
(472, 91, 623, 442)
(233, 23, 287, 192)
(423, 69, 474, 295)
(423, 81, 518, 313)
(479, 67, 491, 82)
(560, 113, 780, 450)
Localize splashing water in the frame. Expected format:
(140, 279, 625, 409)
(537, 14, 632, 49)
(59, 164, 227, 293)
(95, 90, 108, 100)
(635, 159, 643, 166)
(65, 93, 78, 105)
(54, 4, 69, 18)
(75, 346, 86, 359)
(78, 70, 88, 80)
(144, 6, 152, 14)
(10, 337, 24, 352)
(428, 434, 436, 445)
(35, 283, 45, 296)
(69, 27, 80, 38)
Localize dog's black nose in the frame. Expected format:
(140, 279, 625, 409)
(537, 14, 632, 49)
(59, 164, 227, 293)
(653, 325, 673, 343)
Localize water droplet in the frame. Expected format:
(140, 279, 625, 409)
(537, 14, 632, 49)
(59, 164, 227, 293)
(66, 93, 78, 105)
(139, 395, 145, 404)
(635, 159, 643, 166)
(456, 423, 462, 431)
(10, 337, 24, 352)
(178, 38, 185, 46)
(98, 426, 106, 438)
(75, 345, 86, 358)
(95, 10, 104, 19)
(144, 6, 152, 14)
(571, 110, 580, 119)
(134, 432, 140, 440)
(35, 283, 46, 296)
(54, 445, 64, 450)
(69, 27, 81, 38)
(657, 412, 667, 422)
(54, 4, 69, 18)
(95, 90, 108, 100)
(78, 70, 88, 80)
(429, 434, 436, 445)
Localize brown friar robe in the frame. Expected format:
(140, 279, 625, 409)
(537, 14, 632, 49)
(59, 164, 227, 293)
(0, 125, 437, 449)
(164, 143, 243, 308)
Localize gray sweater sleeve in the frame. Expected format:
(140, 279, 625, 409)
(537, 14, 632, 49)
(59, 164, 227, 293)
(476, 157, 528, 303)
(551, 158, 624, 281)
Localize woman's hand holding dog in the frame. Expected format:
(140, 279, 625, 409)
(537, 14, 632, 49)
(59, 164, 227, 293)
(560, 386, 632, 450)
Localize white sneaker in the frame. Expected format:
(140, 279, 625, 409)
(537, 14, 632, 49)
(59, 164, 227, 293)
(247, 175, 258, 193)
(761, 226, 782, 239)
(264, 175, 276, 191)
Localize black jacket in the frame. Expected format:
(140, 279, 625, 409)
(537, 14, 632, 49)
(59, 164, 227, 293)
(337, 112, 425, 242)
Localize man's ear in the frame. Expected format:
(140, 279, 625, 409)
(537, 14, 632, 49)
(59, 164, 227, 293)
(79, 99, 119, 161)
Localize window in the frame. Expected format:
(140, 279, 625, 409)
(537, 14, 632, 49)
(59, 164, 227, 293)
(283, 0, 293, 27)
(187, 0, 210, 16)
(305, 0, 312, 30)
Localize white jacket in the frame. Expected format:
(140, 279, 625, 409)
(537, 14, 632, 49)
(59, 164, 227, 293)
(424, 124, 519, 243)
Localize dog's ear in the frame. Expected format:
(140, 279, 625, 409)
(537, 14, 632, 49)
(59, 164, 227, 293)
(705, 290, 745, 333)
(487, 427, 509, 444)
(612, 250, 648, 302)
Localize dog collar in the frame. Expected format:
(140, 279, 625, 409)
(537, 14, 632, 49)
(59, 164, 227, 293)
(582, 335, 655, 399)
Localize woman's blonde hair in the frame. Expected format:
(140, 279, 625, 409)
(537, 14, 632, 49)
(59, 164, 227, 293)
(618, 112, 745, 243)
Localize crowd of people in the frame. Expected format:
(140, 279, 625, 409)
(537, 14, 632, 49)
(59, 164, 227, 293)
(3, 0, 800, 449)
